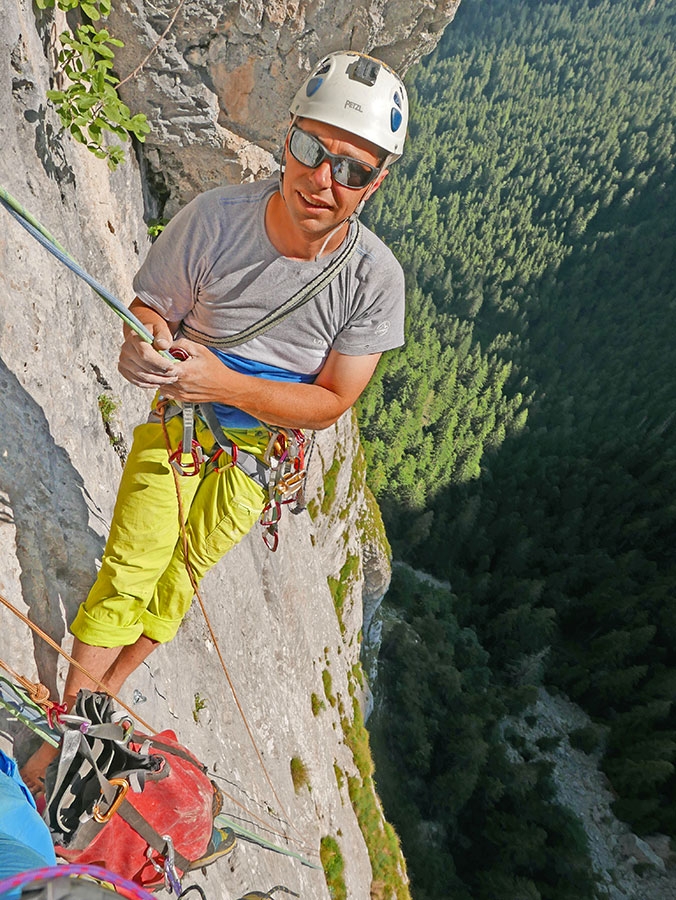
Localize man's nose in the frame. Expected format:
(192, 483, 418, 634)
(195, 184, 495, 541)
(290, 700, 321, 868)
(309, 159, 333, 189)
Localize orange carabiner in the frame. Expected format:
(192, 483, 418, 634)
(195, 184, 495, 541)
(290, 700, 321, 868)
(93, 777, 130, 823)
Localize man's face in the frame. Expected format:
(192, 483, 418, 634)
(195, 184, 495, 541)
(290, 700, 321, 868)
(281, 117, 388, 239)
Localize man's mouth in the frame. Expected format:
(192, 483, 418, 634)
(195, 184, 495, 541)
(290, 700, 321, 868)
(298, 191, 332, 210)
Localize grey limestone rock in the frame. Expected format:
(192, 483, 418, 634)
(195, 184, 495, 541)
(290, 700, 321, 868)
(0, 1, 454, 897)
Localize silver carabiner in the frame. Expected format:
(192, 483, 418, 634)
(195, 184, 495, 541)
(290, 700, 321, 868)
(162, 835, 182, 895)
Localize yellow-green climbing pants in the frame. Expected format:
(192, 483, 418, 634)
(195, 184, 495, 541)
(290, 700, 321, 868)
(71, 413, 268, 647)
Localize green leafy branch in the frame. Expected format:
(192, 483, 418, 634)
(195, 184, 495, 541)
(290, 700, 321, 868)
(36, 0, 183, 170)
(36, 0, 111, 23)
(47, 24, 150, 170)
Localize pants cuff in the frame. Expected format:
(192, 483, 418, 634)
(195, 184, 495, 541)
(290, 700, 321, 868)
(70, 604, 145, 648)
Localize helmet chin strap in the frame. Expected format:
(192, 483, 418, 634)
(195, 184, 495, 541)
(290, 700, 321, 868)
(314, 192, 371, 260)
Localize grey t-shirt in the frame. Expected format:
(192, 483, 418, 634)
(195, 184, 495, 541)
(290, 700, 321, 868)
(132, 177, 405, 377)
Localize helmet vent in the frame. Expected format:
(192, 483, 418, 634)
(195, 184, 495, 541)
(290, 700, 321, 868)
(391, 108, 403, 132)
(306, 77, 323, 97)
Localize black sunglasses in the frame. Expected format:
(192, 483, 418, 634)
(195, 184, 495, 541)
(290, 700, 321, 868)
(287, 125, 381, 190)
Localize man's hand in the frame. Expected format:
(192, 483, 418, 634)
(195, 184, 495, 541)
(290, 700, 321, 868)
(118, 299, 382, 429)
(118, 299, 181, 389)
(161, 339, 382, 430)
(157, 339, 229, 403)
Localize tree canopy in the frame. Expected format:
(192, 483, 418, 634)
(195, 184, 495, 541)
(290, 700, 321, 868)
(361, 0, 676, 895)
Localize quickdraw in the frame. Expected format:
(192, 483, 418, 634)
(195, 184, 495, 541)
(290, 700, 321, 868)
(260, 428, 307, 552)
(166, 350, 205, 477)
(146, 836, 182, 895)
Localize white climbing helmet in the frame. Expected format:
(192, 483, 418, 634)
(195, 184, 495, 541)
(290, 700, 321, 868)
(289, 51, 408, 161)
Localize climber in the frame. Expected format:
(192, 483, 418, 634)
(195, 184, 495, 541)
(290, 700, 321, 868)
(21, 50, 409, 791)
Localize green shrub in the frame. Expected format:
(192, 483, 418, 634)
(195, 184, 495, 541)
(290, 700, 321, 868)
(570, 724, 604, 755)
(290, 756, 310, 792)
(311, 692, 325, 716)
(320, 835, 347, 900)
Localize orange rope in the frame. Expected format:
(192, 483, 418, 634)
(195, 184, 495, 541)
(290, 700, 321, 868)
(0, 656, 51, 706)
(0, 591, 157, 734)
(158, 403, 315, 854)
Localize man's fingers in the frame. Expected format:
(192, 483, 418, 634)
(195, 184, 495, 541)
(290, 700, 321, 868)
(153, 333, 173, 352)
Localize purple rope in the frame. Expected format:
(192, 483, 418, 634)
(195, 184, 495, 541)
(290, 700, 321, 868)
(0, 864, 156, 898)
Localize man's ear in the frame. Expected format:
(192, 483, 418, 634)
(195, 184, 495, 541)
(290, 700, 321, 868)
(363, 168, 389, 203)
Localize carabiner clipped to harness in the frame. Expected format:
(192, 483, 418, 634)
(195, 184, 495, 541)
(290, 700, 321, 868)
(92, 777, 130, 823)
(168, 439, 203, 477)
(259, 428, 307, 552)
(145, 835, 182, 895)
(166, 349, 204, 477)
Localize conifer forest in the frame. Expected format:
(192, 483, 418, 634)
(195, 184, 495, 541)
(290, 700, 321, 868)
(358, 0, 676, 896)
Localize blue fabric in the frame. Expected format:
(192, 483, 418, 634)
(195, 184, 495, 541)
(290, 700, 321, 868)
(208, 350, 314, 430)
(0, 749, 56, 881)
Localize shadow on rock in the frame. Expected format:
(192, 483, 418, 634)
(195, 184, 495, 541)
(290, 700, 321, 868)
(0, 356, 104, 696)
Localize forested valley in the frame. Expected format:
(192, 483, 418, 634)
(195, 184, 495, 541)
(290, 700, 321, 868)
(358, 0, 676, 897)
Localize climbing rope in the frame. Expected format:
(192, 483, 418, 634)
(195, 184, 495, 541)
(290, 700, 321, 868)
(157, 404, 315, 855)
(0, 591, 157, 734)
(0, 864, 156, 899)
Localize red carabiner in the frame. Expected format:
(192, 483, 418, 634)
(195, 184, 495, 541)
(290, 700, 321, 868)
(169, 441, 203, 476)
(263, 526, 279, 552)
(260, 500, 281, 527)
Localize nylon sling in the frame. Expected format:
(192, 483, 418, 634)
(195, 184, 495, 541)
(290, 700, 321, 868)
(175, 220, 363, 484)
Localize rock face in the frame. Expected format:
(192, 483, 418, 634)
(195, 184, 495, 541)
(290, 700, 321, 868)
(504, 689, 676, 900)
(107, 0, 461, 212)
(0, 1, 455, 898)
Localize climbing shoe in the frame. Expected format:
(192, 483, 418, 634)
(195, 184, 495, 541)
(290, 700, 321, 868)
(192, 825, 237, 869)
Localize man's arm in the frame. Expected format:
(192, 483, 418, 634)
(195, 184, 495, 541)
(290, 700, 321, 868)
(164, 337, 381, 430)
(117, 299, 381, 429)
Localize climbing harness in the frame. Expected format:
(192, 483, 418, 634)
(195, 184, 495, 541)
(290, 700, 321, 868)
(42, 690, 218, 892)
(164, 219, 361, 548)
(1, 184, 354, 553)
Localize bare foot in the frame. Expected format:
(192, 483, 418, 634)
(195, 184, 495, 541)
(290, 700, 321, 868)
(20, 741, 60, 798)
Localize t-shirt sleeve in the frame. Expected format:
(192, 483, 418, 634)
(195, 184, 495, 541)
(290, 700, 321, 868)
(331, 254, 406, 356)
(132, 193, 216, 321)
